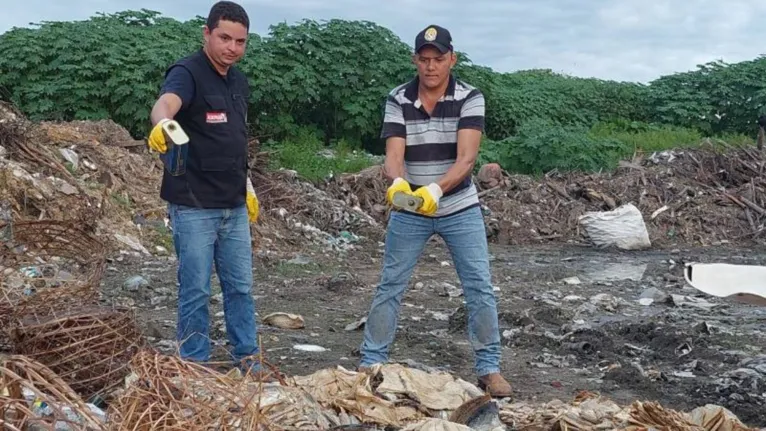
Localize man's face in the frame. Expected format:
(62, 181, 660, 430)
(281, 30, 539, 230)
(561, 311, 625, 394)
(203, 19, 248, 68)
(413, 46, 456, 89)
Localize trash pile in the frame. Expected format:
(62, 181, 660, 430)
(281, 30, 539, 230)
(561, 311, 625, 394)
(0, 101, 169, 254)
(3, 348, 759, 430)
(322, 144, 766, 248)
(0, 101, 382, 256)
(249, 153, 384, 252)
(501, 390, 757, 430)
(0, 219, 144, 429)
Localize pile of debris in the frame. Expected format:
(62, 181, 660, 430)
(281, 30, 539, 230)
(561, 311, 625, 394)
(480, 145, 766, 247)
(0, 101, 382, 255)
(3, 349, 760, 430)
(249, 153, 384, 252)
(0, 219, 144, 402)
(323, 144, 766, 248)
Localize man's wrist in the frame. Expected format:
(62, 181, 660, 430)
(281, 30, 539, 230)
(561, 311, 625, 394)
(426, 183, 443, 199)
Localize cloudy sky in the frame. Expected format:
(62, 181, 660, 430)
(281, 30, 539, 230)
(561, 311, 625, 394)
(2, 0, 765, 83)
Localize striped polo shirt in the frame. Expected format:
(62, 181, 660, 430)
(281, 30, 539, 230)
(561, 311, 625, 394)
(380, 74, 485, 217)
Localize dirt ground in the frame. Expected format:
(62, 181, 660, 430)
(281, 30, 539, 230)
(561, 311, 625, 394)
(5, 111, 766, 428)
(101, 236, 766, 428)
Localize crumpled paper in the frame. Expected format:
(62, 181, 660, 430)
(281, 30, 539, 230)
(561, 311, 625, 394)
(289, 365, 419, 427)
(401, 418, 474, 431)
(376, 363, 485, 411)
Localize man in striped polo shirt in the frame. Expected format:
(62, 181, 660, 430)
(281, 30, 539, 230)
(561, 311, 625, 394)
(358, 24, 512, 397)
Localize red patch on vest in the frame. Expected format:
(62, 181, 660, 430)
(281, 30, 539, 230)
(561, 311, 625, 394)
(206, 111, 227, 123)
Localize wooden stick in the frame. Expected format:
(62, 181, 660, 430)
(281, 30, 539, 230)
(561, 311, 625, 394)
(740, 196, 766, 217)
(724, 193, 746, 209)
(746, 208, 757, 233)
(477, 185, 503, 198)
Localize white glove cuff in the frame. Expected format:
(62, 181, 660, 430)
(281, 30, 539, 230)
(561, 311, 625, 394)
(392, 177, 406, 186)
(246, 176, 255, 195)
(426, 183, 443, 199)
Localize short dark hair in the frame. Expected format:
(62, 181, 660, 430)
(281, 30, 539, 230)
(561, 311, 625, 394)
(207, 1, 250, 31)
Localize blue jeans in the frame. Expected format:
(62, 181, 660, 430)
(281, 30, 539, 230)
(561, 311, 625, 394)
(168, 203, 258, 368)
(359, 206, 501, 376)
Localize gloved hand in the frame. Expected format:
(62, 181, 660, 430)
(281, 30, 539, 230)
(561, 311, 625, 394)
(412, 183, 443, 216)
(148, 118, 172, 154)
(246, 177, 260, 223)
(386, 177, 412, 206)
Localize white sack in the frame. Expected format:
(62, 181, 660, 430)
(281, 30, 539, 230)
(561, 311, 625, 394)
(578, 203, 651, 250)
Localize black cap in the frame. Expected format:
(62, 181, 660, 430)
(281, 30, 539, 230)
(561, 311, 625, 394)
(415, 25, 453, 54)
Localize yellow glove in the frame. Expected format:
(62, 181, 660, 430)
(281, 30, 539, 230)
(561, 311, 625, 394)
(386, 177, 412, 206)
(147, 118, 171, 153)
(246, 177, 260, 223)
(412, 183, 443, 216)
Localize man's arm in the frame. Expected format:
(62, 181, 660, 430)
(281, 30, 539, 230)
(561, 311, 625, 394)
(150, 94, 183, 126)
(380, 94, 407, 182)
(384, 137, 406, 181)
(150, 66, 195, 125)
(436, 90, 485, 193)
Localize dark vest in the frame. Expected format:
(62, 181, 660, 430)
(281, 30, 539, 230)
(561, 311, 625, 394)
(159, 49, 250, 209)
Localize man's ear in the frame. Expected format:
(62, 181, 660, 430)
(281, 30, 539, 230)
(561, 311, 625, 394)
(451, 52, 458, 67)
(203, 25, 211, 41)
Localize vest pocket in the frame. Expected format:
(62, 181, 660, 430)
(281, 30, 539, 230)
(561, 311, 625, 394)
(203, 95, 229, 125)
(200, 156, 238, 171)
(232, 93, 247, 122)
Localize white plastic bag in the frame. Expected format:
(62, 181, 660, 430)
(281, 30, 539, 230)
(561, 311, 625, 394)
(578, 203, 651, 250)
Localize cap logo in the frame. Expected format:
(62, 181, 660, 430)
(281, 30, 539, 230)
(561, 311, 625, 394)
(424, 27, 437, 41)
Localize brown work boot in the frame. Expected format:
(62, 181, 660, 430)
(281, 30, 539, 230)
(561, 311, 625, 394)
(477, 373, 512, 398)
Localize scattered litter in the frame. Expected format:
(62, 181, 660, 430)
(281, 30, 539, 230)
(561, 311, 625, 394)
(562, 276, 582, 285)
(123, 275, 149, 292)
(589, 293, 625, 312)
(440, 283, 462, 298)
(583, 263, 647, 283)
(344, 316, 367, 331)
(263, 312, 306, 329)
(293, 344, 328, 352)
(671, 294, 718, 310)
(640, 287, 670, 305)
(428, 311, 451, 322)
(113, 233, 150, 255)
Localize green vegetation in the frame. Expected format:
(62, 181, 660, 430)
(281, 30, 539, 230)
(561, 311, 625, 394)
(263, 127, 379, 182)
(0, 9, 764, 180)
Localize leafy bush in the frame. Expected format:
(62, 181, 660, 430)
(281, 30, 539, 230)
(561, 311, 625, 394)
(264, 127, 378, 182)
(647, 58, 766, 135)
(1, 9, 764, 177)
(589, 120, 704, 153)
(480, 118, 629, 175)
(0, 10, 205, 133)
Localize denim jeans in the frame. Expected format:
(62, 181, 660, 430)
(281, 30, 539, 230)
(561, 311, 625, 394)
(359, 205, 501, 376)
(168, 203, 258, 368)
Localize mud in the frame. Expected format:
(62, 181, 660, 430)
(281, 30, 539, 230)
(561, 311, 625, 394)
(100, 240, 766, 428)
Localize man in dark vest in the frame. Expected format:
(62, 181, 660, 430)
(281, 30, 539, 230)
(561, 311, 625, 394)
(146, 1, 262, 374)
